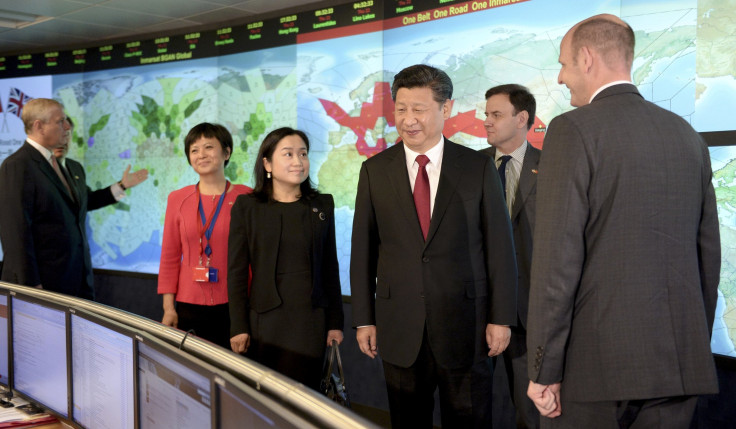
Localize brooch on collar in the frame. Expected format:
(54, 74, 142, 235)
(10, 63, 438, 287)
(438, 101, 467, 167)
(312, 207, 326, 220)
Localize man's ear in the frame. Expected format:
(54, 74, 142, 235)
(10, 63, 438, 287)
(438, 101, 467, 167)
(518, 110, 529, 130)
(579, 46, 594, 73)
(441, 99, 452, 120)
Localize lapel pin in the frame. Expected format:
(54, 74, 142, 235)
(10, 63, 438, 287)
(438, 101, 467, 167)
(531, 169, 538, 174)
(312, 207, 318, 212)
(319, 212, 326, 221)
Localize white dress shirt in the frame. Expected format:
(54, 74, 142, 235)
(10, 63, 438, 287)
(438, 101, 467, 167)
(403, 137, 444, 217)
(26, 138, 56, 167)
(589, 80, 632, 103)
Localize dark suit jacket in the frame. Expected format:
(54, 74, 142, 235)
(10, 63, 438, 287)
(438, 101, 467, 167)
(0, 142, 94, 299)
(227, 193, 344, 337)
(351, 138, 518, 369)
(527, 84, 720, 401)
(65, 158, 117, 212)
(481, 144, 540, 330)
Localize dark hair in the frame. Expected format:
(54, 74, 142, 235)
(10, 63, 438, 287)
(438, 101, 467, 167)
(485, 84, 537, 130)
(252, 127, 318, 202)
(572, 17, 635, 69)
(183, 122, 233, 166)
(391, 64, 453, 104)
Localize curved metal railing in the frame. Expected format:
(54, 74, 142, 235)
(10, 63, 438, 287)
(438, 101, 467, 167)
(0, 282, 376, 429)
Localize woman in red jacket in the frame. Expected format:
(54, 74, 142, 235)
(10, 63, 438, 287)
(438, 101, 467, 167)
(158, 122, 252, 348)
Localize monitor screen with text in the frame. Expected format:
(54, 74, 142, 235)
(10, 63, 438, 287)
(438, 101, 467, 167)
(11, 295, 69, 417)
(137, 336, 213, 429)
(71, 310, 135, 429)
(216, 372, 316, 429)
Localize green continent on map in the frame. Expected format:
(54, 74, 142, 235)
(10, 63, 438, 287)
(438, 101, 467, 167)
(130, 78, 203, 145)
(241, 102, 272, 151)
(89, 114, 110, 138)
(317, 143, 362, 210)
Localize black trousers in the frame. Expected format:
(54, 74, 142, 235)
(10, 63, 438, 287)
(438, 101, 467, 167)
(176, 302, 230, 350)
(382, 328, 492, 429)
(541, 395, 698, 429)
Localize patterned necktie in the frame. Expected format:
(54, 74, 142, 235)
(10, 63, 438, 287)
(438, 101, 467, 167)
(59, 162, 78, 203)
(413, 155, 431, 240)
(497, 155, 512, 202)
(50, 155, 73, 198)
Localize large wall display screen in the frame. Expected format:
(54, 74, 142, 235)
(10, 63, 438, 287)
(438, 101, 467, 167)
(0, 0, 735, 357)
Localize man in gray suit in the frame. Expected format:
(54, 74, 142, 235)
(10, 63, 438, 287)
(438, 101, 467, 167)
(480, 84, 540, 428)
(526, 14, 720, 428)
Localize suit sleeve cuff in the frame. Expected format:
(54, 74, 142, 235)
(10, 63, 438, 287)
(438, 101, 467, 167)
(110, 183, 126, 201)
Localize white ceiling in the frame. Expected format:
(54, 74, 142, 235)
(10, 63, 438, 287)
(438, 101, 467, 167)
(0, 0, 336, 56)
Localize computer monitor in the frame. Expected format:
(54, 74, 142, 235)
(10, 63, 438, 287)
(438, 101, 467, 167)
(215, 372, 317, 429)
(0, 291, 9, 389)
(137, 333, 215, 429)
(70, 307, 136, 429)
(10, 292, 70, 418)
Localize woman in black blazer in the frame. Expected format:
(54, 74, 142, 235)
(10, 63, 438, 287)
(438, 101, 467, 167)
(227, 127, 344, 389)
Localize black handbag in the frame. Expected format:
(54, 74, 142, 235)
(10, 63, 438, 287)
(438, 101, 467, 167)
(320, 340, 351, 408)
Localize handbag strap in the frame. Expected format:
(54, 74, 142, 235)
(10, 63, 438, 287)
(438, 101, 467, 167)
(324, 340, 335, 376)
(330, 339, 346, 383)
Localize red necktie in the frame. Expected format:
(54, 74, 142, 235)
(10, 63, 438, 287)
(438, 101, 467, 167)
(413, 155, 431, 240)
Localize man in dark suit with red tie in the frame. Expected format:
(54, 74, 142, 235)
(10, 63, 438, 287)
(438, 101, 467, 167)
(351, 64, 518, 428)
(0, 98, 95, 299)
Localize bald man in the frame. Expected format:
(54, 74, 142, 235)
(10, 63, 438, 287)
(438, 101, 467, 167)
(526, 14, 719, 428)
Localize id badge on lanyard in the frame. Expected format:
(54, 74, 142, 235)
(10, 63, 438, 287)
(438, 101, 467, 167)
(192, 181, 230, 283)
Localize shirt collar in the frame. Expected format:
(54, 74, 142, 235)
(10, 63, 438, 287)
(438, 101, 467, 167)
(404, 136, 445, 168)
(26, 137, 55, 162)
(589, 80, 632, 103)
(495, 140, 527, 163)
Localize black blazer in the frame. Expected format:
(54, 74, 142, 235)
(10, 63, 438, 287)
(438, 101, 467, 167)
(0, 142, 94, 298)
(65, 158, 117, 211)
(480, 144, 540, 329)
(227, 193, 344, 337)
(351, 138, 518, 369)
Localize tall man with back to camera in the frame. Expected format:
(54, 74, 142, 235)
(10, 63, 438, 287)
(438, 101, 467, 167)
(480, 83, 540, 429)
(526, 14, 720, 428)
(0, 99, 94, 298)
(351, 64, 518, 428)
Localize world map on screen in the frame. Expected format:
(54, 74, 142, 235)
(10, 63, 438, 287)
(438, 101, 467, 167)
(3, 0, 724, 357)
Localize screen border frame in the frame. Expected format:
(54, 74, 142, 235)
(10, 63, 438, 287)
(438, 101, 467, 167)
(0, 289, 10, 391)
(213, 370, 319, 429)
(68, 305, 139, 429)
(8, 290, 72, 420)
(135, 331, 217, 429)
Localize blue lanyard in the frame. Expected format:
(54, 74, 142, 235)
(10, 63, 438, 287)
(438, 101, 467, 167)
(197, 181, 230, 263)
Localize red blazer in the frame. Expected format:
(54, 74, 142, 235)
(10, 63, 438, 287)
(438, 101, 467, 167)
(158, 183, 252, 305)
